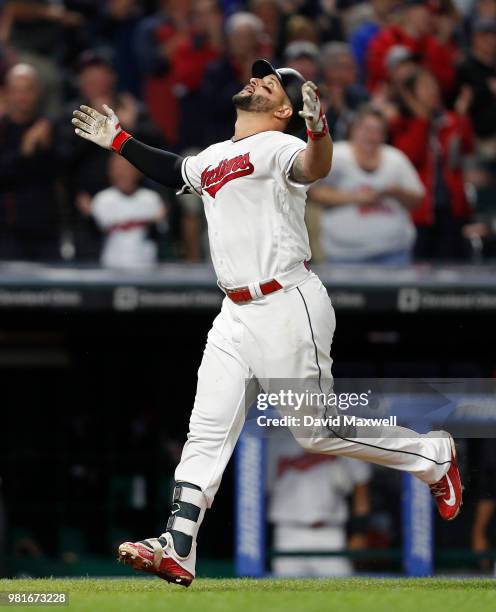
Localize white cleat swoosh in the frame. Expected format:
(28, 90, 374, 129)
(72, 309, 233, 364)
(444, 474, 456, 506)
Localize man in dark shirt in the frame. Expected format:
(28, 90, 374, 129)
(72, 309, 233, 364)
(0, 63, 59, 261)
(201, 12, 265, 146)
(57, 52, 165, 260)
(320, 42, 369, 142)
(457, 18, 496, 147)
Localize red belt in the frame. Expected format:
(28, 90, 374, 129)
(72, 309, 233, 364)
(224, 279, 283, 304)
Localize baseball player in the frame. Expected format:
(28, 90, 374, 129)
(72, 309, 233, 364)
(72, 59, 463, 587)
(267, 432, 371, 577)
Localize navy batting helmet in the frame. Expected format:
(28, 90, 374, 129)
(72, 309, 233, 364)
(252, 59, 305, 136)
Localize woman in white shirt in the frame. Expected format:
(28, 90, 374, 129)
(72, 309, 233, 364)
(309, 105, 424, 265)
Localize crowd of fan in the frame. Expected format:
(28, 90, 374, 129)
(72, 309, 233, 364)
(0, 0, 495, 265)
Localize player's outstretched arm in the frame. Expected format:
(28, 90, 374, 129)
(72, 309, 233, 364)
(290, 82, 333, 184)
(72, 105, 184, 189)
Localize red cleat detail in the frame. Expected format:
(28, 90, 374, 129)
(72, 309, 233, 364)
(118, 541, 194, 587)
(429, 436, 463, 521)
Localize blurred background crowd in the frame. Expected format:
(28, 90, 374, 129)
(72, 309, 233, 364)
(0, 0, 496, 267)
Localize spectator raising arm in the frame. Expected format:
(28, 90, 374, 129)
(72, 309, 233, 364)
(0, 1, 81, 43)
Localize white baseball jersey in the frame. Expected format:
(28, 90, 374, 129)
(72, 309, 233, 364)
(267, 434, 371, 527)
(318, 142, 424, 260)
(168, 128, 455, 581)
(91, 186, 163, 269)
(180, 131, 312, 288)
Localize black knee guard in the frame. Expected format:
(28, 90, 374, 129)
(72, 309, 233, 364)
(166, 482, 207, 559)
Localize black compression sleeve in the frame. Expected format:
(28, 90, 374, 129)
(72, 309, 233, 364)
(120, 138, 184, 189)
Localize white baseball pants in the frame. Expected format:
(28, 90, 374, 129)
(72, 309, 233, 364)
(272, 524, 352, 577)
(175, 272, 452, 506)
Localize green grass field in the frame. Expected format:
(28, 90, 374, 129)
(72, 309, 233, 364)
(0, 577, 495, 612)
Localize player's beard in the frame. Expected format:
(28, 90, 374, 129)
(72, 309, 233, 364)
(232, 91, 276, 113)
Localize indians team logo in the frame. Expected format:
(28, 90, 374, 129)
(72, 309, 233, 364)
(200, 153, 254, 198)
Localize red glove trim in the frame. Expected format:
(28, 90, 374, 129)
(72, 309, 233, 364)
(307, 114, 329, 141)
(112, 129, 132, 153)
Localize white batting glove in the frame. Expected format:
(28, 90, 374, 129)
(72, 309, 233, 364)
(298, 81, 328, 139)
(72, 104, 132, 153)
